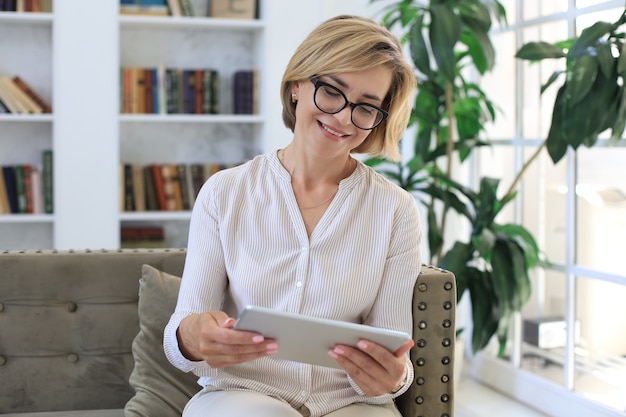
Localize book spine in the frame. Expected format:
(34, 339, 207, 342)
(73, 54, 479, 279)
(123, 164, 135, 211)
(42, 149, 53, 214)
(150, 164, 168, 211)
(177, 163, 191, 210)
(2, 166, 18, 214)
(143, 165, 158, 211)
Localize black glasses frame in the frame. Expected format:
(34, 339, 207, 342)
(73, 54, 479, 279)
(309, 76, 388, 130)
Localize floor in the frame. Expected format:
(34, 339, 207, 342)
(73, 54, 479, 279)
(455, 378, 550, 417)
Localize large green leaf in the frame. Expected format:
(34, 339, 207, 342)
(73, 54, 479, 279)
(429, 3, 462, 82)
(564, 54, 599, 106)
(546, 86, 569, 163)
(439, 241, 473, 302)
(462, 18, 495, 73)
(467, 267, 499, 352)
(568, 21, 613, 59)
(409, 13, 432, 77)
(493, 223, 540, 268)
(515, 41, 566, 61)
(491, 238, 531, 311)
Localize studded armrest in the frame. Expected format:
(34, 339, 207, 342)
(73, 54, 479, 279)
(395, 265, 456, 417)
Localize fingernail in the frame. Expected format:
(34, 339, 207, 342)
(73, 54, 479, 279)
(266, 342, 278, 350)
(357, 340, 368, 350)
(328, 349, 338, 359)
(333, 346, 345, 355)
(252, 335, 264, 343)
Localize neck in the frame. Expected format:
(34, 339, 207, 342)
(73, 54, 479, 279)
(279, 147, 354, 186)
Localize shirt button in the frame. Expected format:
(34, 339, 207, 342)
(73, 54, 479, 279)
(300, 390, 307, 397)
(296, 282, 302, 288)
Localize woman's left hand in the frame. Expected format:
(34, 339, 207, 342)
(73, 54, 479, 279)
(328, 338, 414, 397)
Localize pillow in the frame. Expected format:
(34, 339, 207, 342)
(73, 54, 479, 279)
(124, 265, 200, 417)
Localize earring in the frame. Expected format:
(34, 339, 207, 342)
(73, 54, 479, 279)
(291, 93, 298, 103)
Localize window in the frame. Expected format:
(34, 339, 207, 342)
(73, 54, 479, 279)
(467, 0, 626, 414)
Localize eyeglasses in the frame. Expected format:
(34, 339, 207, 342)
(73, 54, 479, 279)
(309, 76, 388, 130)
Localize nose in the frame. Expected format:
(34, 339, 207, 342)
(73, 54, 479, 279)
(334, 104, 353, 126)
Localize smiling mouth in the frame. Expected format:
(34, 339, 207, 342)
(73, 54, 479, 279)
(320, 121, 347, 137)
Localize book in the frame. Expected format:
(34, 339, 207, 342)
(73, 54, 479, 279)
(30, 167, 43, 214)
(2, 166, 18, 214)
(0, 168, 10, 214)
(0, 76, 42, 114)
(132, 164, 146, 211)
(176, 163, 191, 210)
(209, 0, 256, 19)
(189, 163, 205, 200)
(150, 164, 167, 210)
(42, 149, 53, 214)
(233, 69, 254, 114)
(12, 76, 52, 113)
(143, 165, 159, 211)
(21, 164, 34, 213)
(161, 164, 183, 210)
(123, 164, 135, 211)
(177, 0, 193, 16)
(166, 0, 180, 16)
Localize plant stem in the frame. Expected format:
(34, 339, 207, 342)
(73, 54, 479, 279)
(501, 139, 547, 202)
(436, 81, 456, 263)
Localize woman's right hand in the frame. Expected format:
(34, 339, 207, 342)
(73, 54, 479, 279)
(176, 311, 278, 368)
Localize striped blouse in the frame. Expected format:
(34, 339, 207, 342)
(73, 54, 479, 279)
(164, 151, 422, 417)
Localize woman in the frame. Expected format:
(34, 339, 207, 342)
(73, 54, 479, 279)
(164, 14, 421, 417)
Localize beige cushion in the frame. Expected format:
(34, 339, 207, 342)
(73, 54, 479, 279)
(124, 265, 200, 417)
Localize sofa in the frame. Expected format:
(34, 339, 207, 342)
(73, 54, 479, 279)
(0, 249, 456, 417)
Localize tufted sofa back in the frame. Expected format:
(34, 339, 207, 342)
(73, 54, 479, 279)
(0, 249, 455, 416)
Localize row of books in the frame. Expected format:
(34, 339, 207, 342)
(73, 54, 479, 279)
(120, 162, 241, 213)
(0, 75, 52, 115)
(0, 150, 53, 215)
(120, 0, 192, 17)
(119, 0, 256, 19)
(121, 226, 166, 248)
(121, 67, 219, 115)
(0, 0, 52, 12)
(121, 67, 258, 115)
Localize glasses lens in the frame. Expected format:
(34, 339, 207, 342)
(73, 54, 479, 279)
(351, 104, 384, 130)
(314, 83, 346, 114)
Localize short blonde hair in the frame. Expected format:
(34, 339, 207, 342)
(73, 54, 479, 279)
(280, 15, 415, 161)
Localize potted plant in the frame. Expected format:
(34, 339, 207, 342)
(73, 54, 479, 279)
(368, 0, 541, 356)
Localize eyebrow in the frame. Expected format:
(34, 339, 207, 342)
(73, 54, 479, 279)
(326, 74, 383, 103)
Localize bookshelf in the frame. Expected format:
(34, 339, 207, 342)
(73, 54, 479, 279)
(118, 5, 265, 248)
(0, 9, 54, 249)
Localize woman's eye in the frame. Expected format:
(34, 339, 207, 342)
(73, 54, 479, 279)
(322, 86, 342, 98)
(356, 105, 375, 116)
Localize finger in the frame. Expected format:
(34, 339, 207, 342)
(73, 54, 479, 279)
(328, 345, 384, 395)
(393, 339, 415, 357)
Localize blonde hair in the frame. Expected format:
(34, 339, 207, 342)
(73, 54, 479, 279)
(280, 15, 415, 161)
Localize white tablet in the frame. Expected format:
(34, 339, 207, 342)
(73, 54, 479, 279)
(232, 305, 411, 369)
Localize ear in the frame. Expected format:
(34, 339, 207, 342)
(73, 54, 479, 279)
(290, 83, 300, 101)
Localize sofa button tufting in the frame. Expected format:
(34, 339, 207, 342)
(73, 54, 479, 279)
(418, 321, 427, 329)
(443, 281, 453, 291)
(417, 302, 427, 311)
(416, 376, 425, 385)
(416, 357, 425, 366)
(442, 414, 450, 417)
(67, 302, 78, 313)
(441, 356, 450, 365)
(441, 374, 449, 383)
(67, 353, 79, 363)
(0, 355, 6, 365)
(443, 301, 452, 310)
(415, 396, 424, 404)
(442, 338, 451, 347)
(441, 394, 450, 402)
(416, 339, 427, 348)
(442, 319, 451, 328)
(417, 283, 427, 292)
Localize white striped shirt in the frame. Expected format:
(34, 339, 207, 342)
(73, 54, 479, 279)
(164, 151, 422, 417)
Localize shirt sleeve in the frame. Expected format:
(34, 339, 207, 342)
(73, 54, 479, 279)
(163, 177, 228, 374)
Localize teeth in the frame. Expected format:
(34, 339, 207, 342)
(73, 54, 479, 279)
(322, 123, 345, 137)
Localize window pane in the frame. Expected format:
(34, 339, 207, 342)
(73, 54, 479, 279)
(575, 276, 626, 411)
(482, 31, 515, 139)
(519, 268, 566, 385)
(523, 0, 568, 20)
(576, 147, 626, 275)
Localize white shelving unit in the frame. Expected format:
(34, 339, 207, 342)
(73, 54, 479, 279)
(117, 8, 266, 248)
(0, 10, 55, 249)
